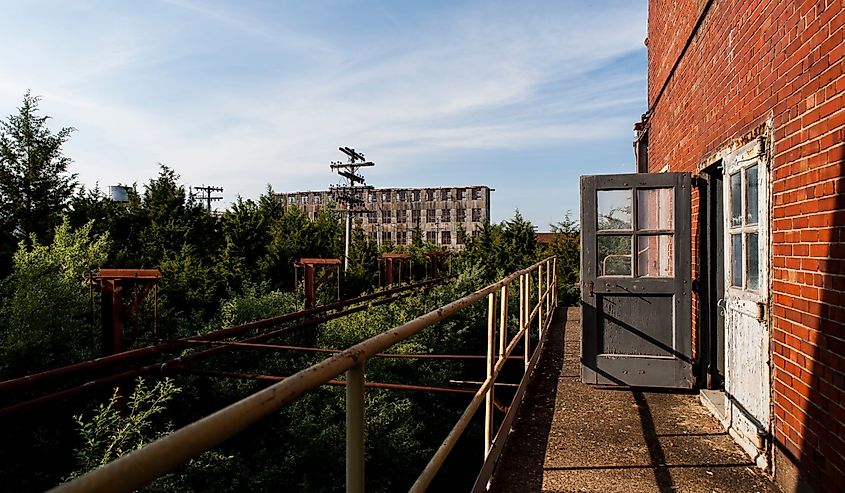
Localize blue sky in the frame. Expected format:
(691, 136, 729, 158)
(0, 0, 647, 229)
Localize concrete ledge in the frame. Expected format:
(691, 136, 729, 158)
(699, 389, 728, 427)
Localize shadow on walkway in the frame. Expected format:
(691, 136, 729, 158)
(490, 307, 779, 493)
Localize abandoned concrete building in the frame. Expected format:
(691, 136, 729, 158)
(578, 1, 844, 492)
(275, 185, 491, 249)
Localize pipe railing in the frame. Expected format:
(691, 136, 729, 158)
(50, 257, 558, 493)
(413, 258, 557, 492)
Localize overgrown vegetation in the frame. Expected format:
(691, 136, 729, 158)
(0, 92, 580, 491)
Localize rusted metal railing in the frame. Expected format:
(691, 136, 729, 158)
(0, 279, 446, 417)
(50, 258, 557, 493)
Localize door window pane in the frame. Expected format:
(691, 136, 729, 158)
(730, 172, 742, 227)
(745, 164, 758, 225)
(637, 188, 674, 230)
(597, 190, 632, 230)
(731, 234, 743, 287)
(747, 232, 759, 290)
(598, 236, 632, 276)
(637, 235, 673, 277)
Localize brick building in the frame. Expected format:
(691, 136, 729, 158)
(275, 186, 491, 249)
(638, 1, 845, 491)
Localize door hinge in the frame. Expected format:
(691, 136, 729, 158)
(756, 301, 766, 322)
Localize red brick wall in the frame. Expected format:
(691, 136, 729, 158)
(646, 0, 845, 490)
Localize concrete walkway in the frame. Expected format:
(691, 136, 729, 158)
(490, 307, 779, 493)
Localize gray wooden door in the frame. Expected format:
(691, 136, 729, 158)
(580, 173, 693, 388)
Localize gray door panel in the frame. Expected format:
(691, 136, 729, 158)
(580, 173, 693, 389)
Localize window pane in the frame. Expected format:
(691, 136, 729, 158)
(747, 232, 759, 290)
(746, 164, 758, 225)
(637, 188, 674, 230)
(637, 235, 673, 277)
(731, 234, 743, 287)
(597, 190, 632, 230)
(598, 236, 632, 276)
(730, 172, 742, 227)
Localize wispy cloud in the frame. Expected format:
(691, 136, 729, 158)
(0, 0, 647, 222)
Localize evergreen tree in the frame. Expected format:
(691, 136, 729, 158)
(500, 209, 538, 273)
(0, 91, 77, 272)
(67, 184, 141, 266)
(545, 213, 580, 305)
(218, 186, 284, 292)
(411, 221, 423, 248)
(260, 205, 314, 290)
(346, 222, 378, 295)
(311, 207, 343, 259)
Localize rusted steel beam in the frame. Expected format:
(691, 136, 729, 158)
(384, 257, 393, 287)
(0, 345, 173, 395)
(448, 380, 519, 388)
(165, 293, 407, 369)
(426, 251, 451, 279)
(295, 258, 342, 308)
(125, 282, 156, 319)
(100, 279, 124, 354)
(178, 340, 525, 360)
(295, 258, 342, 265)
(187, 369, 479, 395)
(379, 253, 413, 287)
(93, 269, 162, 280)
(0, 278, 446, 396)
(303, 263, 316, 309)
(97, 270, 161, 355)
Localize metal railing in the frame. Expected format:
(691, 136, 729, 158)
(51, 257, 557, 493)
(0, 279, 447, 418)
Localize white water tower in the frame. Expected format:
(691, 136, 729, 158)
(109, 185, 131, 202)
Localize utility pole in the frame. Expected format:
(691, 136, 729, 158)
(191, 185, 224, 213)
(330, 147, 374, 272)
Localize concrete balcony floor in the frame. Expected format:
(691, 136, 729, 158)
(490, 307, 779, 493)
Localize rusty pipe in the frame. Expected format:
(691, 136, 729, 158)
(186, 369, 479, 395)
(177, 340, 524, 360)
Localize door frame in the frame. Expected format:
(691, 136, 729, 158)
(698, 163, 726, 390)
(686, 122, 776, 471)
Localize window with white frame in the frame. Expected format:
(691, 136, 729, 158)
(727, 163, 761, 290)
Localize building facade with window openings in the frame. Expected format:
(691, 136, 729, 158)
(627, 1, 845, 492)
(275, 186, 491, 249)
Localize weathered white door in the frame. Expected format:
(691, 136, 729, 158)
(722, 137, 770, 464)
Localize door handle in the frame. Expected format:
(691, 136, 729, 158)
(716, 298, 725, 317)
